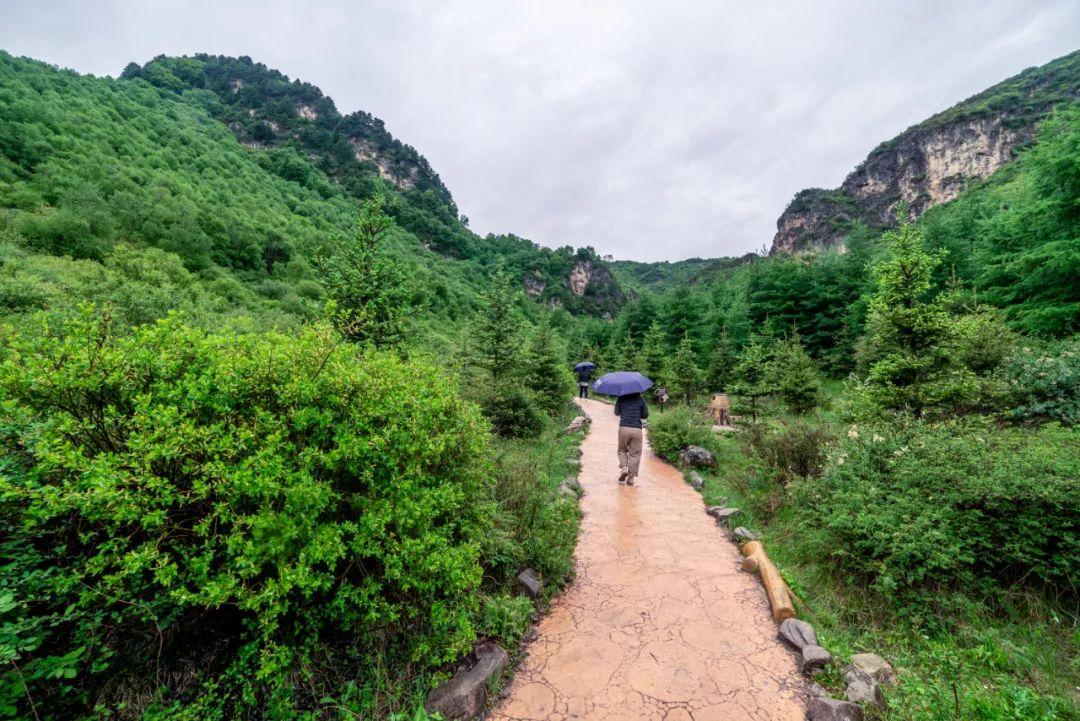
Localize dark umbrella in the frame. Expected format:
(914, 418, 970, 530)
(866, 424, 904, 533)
(593, 371, 653, 397)
(574, 361, 597, 372)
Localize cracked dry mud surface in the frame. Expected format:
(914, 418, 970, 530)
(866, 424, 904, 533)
(489, 398, 805, 721)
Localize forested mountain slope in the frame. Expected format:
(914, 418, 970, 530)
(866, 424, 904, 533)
(0, 51, 624, 333)
(121, 53, 625, 315)
(771, 49, 1080, 254)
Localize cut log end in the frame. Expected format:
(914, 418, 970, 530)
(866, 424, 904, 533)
(740, 541, 796, 623)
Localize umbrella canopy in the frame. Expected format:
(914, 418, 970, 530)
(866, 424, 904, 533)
(593, 371, 653, 397)
(574, 361, 597, 372)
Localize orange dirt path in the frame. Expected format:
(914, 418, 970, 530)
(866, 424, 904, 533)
(489, 398, 806, 721)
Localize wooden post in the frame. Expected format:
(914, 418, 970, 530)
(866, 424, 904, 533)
(740, 540, 797, 622)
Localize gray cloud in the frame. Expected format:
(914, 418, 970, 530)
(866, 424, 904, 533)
(2, 0, 1078, 260)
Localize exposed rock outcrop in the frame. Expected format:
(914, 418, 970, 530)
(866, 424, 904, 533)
(770, 50, 1080, 254)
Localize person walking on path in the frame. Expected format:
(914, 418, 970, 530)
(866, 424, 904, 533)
(574, 362, 595, 399)
(614, 392, 648, 485)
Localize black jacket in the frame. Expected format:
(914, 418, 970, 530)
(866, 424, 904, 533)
(576, 368, 593, 383)
(614, 393, 648, 428)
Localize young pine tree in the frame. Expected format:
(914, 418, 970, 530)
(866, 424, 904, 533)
(615, 333, 640, 371)
(767, 333, 821, 414)
(667, 335, 704, 405)
(640, 322, 668, 383)
(862, 213, 966, 416)
(730, 335, 776, 422)
(470, 266, 523, 383)
(706, 329, 738, 391)
(315, 197, 409, 348)
(525, 316, 574, 417)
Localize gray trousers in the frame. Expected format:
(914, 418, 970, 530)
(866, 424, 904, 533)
(617, 426, 643, 480)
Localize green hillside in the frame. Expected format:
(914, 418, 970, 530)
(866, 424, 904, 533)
(0, 45, 1077, 721)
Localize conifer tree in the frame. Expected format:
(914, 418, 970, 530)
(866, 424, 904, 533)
(470, 266, 523, 383)
(525, 316, 574, 417)
(862, 212, 965, 416)
(315, 197, 408, 348)
(615, 333, 640, 371)
(706, 329, 738, 391)
(730, 335, 776, 422)
(766, 332, 821, 414)
(667, 335, 704, 404)
(640, 322, 668, 383)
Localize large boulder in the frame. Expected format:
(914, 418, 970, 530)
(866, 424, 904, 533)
(851, 653, 897, 687)
(516, 568, 543, 602)
(425, 641, 510, 720)
(799, 644, 833, 674)
(843, 665, 886, 711)
(806, 697, 864, 721)
(778, 618, 818, 650)
(678, 445, 716, 468)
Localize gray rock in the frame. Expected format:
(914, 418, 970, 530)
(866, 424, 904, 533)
(705, 505, 727, 518)
(806, 697, 864, 721)
(733, 526, 757, 543)
(808, 682, 830, 699)
(557, 483, 578, 499)
(678, 445, 717, 468)
(523, 628, 538, 643)
(425, 641, 510, 720)
(562, 476, 583, 496)
(565, 457, 580, 469)
(850, 653, 897, 687)
(779, 618, 819, 650)
(843, 665, 885, 710)
(687, 471, 704, 489)
(565, 415, 590, 434)
(800, 644, 833, 674)
(516, 568, 542, 602)
(712, 508, 741, 526)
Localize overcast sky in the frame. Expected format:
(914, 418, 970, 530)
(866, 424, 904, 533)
(2, 1, 1078, 260)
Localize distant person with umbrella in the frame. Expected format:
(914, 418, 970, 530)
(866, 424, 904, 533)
(593, 371, 653, 486)
(574, 361, 596, 399)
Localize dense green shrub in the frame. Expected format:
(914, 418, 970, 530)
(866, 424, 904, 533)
(1003, 337, 1080, 425)
(795, 417, 1079, 608)
(476, 594, 534, 648)
(0, 312, 491, 719)
(746, 421, 833, 485)
(646, 406, 712, 462)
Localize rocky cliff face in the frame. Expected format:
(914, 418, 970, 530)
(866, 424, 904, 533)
(771, 49, 1080, 254)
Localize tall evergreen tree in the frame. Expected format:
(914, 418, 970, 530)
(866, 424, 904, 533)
(730, 335, 776, 422)
(706, 329, 738, 391)
(667, 335, 704, 404)
(640, 322, 668, 384)
(315, 197, 408, 348)
(615, 333, 640, 371)
(862, 213, 965, 416)
(525, 316, 574, 417)
(766, 332, 821, 414)
(470, 266, 523, 383)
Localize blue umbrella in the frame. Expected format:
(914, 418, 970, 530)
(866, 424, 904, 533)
(593, 371, 653, 397)
(574, 361, 597, 372)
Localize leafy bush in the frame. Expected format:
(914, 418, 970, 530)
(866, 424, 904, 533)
(480, 386, 546, 439)
(1003, 338, 1080, 425)
(795, 417, 1079, 608)
(646, 406, 712, 462)
(747, 421, 833, 485)
(0, 312, 491, 719)
(476, 594, 534, 648)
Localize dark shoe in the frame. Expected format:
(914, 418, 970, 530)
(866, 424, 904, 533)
(626, 476, 635, 486)
(618, 470, 628, 484)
